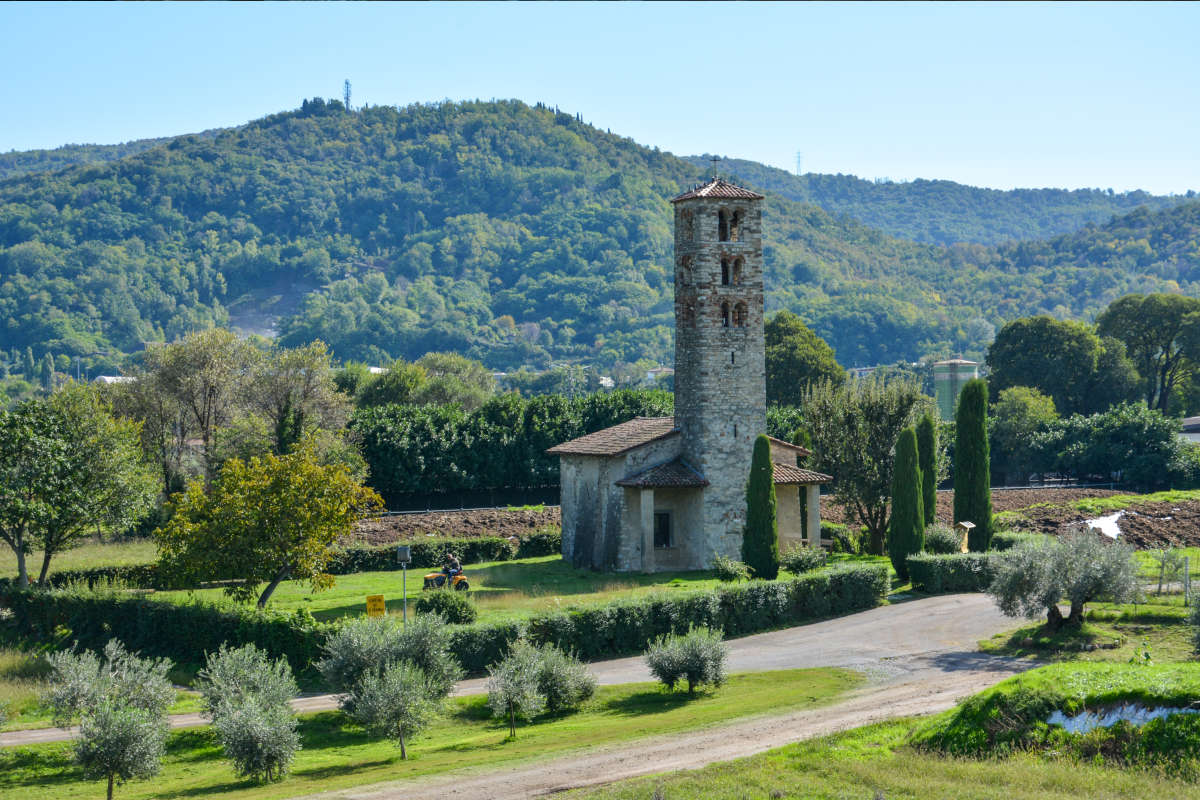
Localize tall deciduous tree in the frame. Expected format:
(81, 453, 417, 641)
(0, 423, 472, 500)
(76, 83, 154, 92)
(764, 311, 845, 407)
(0, 400, 60, 588)
(156, 441, 382, 608)
(990, 386, 1058, 482)
(249, 341, 349, 455)
(804, 378, 934, 554)
(33, 384, 157, 583)
(887, 426, 923, 580)
(40, 353, 55, 390)
(742, 434, 779, 580)
(107, 372, 193, 498)
(1097, 293, 1200, 412)
(915, 412, 938, 526)
(954, 378, 992, 551)
(147, 329, 256, 483)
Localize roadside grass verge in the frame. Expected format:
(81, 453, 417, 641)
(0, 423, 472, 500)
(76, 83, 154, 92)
(560, 717, 1199, 800)
(979, 598, 1197, 664)
(0, 668, 860, 800)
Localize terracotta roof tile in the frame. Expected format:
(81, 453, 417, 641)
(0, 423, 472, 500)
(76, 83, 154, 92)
(767, 436, 812, 457)
(671, 178, 764, 203)
(547, 417, 678, 456)
(772, 463, 832, 485)
(615, 458, 709, 489)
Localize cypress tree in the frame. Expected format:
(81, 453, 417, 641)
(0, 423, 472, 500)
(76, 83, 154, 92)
(40, 353, 54, 390)
(916, 412, 938, 526)
(888, 426, 924, 581)
(954, 378, 992, 551)
(743, 434, 779, 580)
(24, 346, 36, 378)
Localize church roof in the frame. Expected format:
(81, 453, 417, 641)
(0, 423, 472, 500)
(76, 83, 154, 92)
(767, 436, 812, 457)
(671, 178, 764, 203)
(615, 458, 709, 489)
(772, 463, 832, 485)
(547, 416, 678, 456)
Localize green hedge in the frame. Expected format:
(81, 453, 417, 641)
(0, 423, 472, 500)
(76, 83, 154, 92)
(6, 530, 563, 592)
(906, 552, 1009, 593)
(990, 531, 1049, 551)
(1, 562, 888, 678)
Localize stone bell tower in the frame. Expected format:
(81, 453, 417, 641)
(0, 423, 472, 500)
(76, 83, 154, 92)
(670, 178, 767, 550)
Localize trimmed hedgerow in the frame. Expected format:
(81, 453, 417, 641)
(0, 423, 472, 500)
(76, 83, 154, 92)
(6, 531, 564, 592)
(1, 563, 888, 680)
(906, 552, 1009, 593)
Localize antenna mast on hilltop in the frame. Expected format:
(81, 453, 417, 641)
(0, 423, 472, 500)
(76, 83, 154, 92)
(344, 80, 352, 111)
(795, 151, 803, 176)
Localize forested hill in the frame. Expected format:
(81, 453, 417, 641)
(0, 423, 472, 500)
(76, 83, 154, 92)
(689, 156, 1190, 247)
(2, 98, 1200, 372)
(0, 130, 221, 181)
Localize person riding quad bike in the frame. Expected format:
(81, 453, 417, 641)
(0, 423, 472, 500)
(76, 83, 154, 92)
(442, 552, 462, 580)
(423, 553, 469, 591)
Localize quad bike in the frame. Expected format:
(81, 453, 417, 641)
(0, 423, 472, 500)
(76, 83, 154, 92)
(423, 570, 470, 591)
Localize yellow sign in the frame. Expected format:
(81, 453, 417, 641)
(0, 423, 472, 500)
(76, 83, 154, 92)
(366, 594, 386, 617)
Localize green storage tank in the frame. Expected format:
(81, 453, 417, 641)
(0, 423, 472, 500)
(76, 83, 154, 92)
(933, 358, 979, 420)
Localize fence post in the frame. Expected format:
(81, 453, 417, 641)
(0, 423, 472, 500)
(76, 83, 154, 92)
(1185, 557, 1191, 608)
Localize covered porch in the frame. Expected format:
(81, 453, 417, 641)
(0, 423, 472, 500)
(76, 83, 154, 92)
(773, 463, 831, 550)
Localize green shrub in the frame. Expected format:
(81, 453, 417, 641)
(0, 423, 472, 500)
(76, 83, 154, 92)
(907, 552, 1008, 593)
(515, 527, 563, 558)
(196, 644, 298, 716)
(710, 554, 753, 582)
(990, 530, 1048, 551)
(823, 522, 862, 554)
(779, 544, 828, 573)
(535, 644, 595, 712)
(414, 590, 478, 624)
(645, 625, 728, 695)
(317, 614, 463, 701)
(923, 523, 962, 554)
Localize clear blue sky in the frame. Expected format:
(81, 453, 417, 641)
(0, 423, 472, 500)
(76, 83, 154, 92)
(4, 1, 1198, 193)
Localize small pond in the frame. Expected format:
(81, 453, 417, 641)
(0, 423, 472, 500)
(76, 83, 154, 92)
(1047, 702, 1199, 734)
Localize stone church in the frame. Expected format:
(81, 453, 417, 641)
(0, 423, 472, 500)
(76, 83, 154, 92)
(549, 178, 830, 572)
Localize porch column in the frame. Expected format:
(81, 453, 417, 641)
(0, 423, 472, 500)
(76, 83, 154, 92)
(640, 488, 655, 571)
(806, 484, 822, 548)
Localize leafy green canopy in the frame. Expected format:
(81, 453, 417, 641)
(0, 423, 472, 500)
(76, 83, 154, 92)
(5, 99, 1200, 372)
(764, 311, 845, 406)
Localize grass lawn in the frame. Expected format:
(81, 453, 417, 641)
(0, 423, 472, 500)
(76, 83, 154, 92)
(979, 596, 1198, 664)
(0, 539, 158, 583)
(0, 647, 203, 733)
(0, 668, 861, 800)
(560, 716, 1200, 800)
(151, 552, 897, 624)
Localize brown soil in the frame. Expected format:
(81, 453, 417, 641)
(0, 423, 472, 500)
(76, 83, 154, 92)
(822, 487, 1200, 549)
(352, 506, 561, 546)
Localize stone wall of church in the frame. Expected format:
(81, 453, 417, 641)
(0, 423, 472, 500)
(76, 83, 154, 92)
(672, 194, 767, 561)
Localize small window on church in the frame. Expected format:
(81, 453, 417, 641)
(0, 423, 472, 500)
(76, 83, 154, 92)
(721, 302, 731, 328)
(733, 302, 748, 327)
(654, 511, 672, 548)
(718, 210, 729, 242)
(732, 257, 743, 285)
(730, 210, 741, 242)
(720, 258, 730, 286)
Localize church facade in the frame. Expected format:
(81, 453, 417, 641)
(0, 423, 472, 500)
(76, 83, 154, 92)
(549, 178, 830, 572)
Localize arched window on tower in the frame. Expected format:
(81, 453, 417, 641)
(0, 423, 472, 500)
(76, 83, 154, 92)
(720, 258, 730, 286)
(721, 302, 731, 328)
(733, 302, 748, 328)
(718, 210, 729, 242)
(731, 257, 743, 285)
(678, 255, 692, 285)
(730, 211, 741, 242)
(680, 210, 694, 241)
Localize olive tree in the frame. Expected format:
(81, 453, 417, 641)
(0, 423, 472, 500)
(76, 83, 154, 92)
(486, 639, 545, 738)
(44, 641, 173, 800)
(988, 528, 1139, 630)
(645, 626, 728, 696)
(349, 661, 440, 759)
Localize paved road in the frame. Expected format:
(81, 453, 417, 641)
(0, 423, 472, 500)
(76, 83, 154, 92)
(0, 593, 1018, 749)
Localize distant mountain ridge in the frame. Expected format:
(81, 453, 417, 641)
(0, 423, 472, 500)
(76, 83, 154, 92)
(0, 130, 221, 182)
(1, 98, 1199, 374)
(687, 156, 1192, 247)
